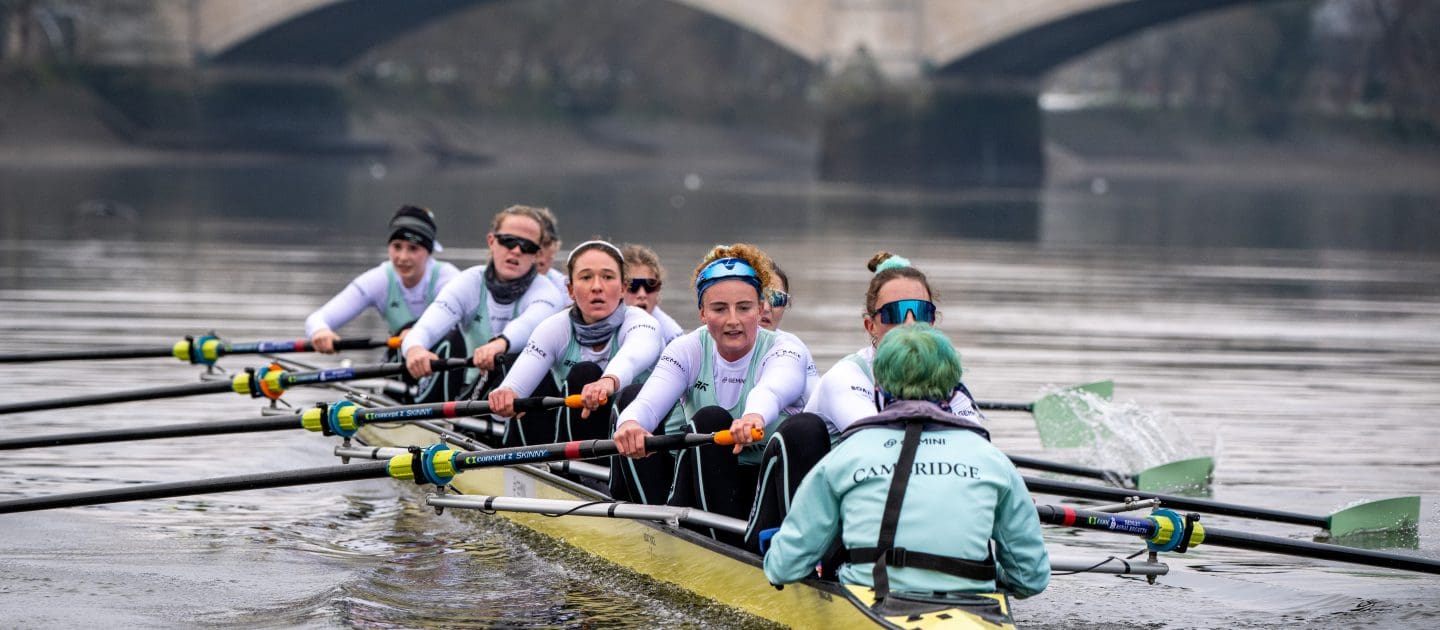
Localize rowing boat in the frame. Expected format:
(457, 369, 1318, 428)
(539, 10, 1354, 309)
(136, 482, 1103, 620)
(351, 417, 1021, 628)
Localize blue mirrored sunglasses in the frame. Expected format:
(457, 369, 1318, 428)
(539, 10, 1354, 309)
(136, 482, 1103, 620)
(767, 289, 790, 308)
(871, 299, 936, 325)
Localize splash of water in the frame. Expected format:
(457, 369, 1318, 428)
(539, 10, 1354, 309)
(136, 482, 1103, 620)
(1040, 386, 1214, 475)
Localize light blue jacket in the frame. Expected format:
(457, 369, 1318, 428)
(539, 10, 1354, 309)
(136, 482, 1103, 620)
(762, 401, 1050, 597)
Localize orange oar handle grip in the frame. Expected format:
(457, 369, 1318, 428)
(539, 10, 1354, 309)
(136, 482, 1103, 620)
(562, 393, 607, 408)
(713, 428, 765, 446)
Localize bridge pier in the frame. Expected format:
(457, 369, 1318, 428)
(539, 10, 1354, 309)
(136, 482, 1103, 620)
(818, 77, 1044, 188)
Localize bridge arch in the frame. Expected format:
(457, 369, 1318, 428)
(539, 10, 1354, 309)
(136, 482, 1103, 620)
(205, 0, 827, 68)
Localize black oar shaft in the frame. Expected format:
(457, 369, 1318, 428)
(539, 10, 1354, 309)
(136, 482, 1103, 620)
(0, 346, 170, 363)
(0, 415, 302, 450)
(1009, 455, 1132, 485)
(1024, 476, 1328, 528)
(0, 462, 390, 514)
(978, 401, 1033, 412)
(1036, 505, 1440, 575)
(1201, 526, 1440, 575)
(0, 430, 740, 515)
(0, 380, 234, 415)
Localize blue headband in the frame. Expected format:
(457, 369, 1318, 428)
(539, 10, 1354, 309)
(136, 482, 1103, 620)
(694, 257, 762, 307)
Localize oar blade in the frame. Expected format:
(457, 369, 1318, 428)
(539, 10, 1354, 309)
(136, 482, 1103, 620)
(1328, 496, 1421, 540)
(1135, 456, 1215, 494)
(1032, 380, 1113, 448)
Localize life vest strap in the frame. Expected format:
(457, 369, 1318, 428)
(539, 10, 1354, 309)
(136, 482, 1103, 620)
(846, 546, 997, 582)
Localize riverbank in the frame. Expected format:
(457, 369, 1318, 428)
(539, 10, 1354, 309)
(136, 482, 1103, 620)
(4, 77, 1439, 193)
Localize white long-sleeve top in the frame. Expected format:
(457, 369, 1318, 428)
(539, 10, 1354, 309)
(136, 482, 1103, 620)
(652, 306, 686, 345)
(618, 328, 810, 434)
(401, 265, 564, 355)
(804, 345, 984, 434)
(543, 268, 573, 307)
(304, 260, 460, 337)
(497, 306, 663, 399)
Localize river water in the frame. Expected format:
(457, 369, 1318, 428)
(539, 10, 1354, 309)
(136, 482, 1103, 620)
(1, 156, 1438, 628)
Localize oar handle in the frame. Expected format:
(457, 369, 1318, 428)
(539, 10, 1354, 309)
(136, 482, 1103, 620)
(332, 336, 402, 351)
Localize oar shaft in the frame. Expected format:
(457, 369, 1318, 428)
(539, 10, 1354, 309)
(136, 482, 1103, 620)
(450, 433, 712, 472)
(1036, 505, 1440, 575)
(0, 380, 234, 415)
(1008, 454, 1132, 486)
(0, 346, 170, 363)
(1024, 476, 1328, 528)
(977, 401, 1033, 412)
(0, 415, 302, 450)
(0, 462, 390, 514)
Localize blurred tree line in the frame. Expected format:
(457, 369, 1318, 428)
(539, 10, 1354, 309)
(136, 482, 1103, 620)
(1047, 0, 1440, 140)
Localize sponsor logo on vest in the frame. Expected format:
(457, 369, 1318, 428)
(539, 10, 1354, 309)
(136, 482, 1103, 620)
(882, 437, 946, 448)
(852, 460, 977, 483)
(692, 380, 710, 392)
(719, 375, 746, 385)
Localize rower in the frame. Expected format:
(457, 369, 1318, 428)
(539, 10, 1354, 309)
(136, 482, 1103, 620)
(401, 205, 564, 397)
(487, 240, 663, 447)
(759, 262, 790, 331)
(304, 205, 464, 402)
(533, 206, 573, 308)
(805, 252, 985, 434)
(611, 245, 812, 535)
(763, 323, 1050, 601)
(620, 243, 686, 345)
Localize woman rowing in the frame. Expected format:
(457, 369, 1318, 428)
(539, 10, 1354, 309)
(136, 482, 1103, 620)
(486, 240, 663, 447)
(762, 323, 1050, 602)
(305, 205, 459, 352)
(804, 252, 983, 434)
(611, 245, 817, 537)
(305, 206, 464, 402)
(402, 205, 564, 394)
(620, 244, 685, 344)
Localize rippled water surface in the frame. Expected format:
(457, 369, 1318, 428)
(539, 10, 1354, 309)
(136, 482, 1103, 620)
(1, 162, 1438, 628)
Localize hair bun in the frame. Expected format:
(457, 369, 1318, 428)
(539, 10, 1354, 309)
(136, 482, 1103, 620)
(870, 253, 912, 274)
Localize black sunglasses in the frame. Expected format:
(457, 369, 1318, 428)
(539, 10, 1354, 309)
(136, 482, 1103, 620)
(767, 289, 790, 308)
(626, 278, 662, 293)
(494, 233, 541, 255)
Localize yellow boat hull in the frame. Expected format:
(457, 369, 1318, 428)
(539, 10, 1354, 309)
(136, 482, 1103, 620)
(357, 422, 1015, 629)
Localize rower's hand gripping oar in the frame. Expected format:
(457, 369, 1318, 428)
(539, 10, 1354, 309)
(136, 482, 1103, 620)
(1036, 504, 1440, 576)
(0, 334, 401, 365)
(0, 429, 765, 514)
(0, 358, 470, 416)
(0, 395, 587, 450)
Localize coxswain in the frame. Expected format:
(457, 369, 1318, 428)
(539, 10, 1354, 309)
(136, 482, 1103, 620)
(762, 323, 1049, 602)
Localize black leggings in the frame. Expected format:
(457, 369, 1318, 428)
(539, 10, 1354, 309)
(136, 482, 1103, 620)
(664, 409, 831, 549)
(743, 412, 831, 551)
(502, 361, 614, 447)
(608, 383, 675, 505)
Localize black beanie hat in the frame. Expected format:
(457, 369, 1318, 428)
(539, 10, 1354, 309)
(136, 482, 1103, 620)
(388, 205, 440, 252)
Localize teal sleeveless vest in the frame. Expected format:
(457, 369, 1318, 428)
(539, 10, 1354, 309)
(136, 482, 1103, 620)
(684, 328, 781, 466)
(382, 261, 443, 334)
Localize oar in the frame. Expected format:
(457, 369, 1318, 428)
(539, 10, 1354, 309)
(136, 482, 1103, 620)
(0, 359, 469, 416)
(1025, 476, 1420, 539)
(978, 380, 1113, 448)
(1036, 504, 1440, 575)
(0, 429, 762, 514)
(0, 334, 400, 365)
(1007, 454, 1216, 493)
(426, 495, 1170, 578)
(0, 396, 583, 450)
